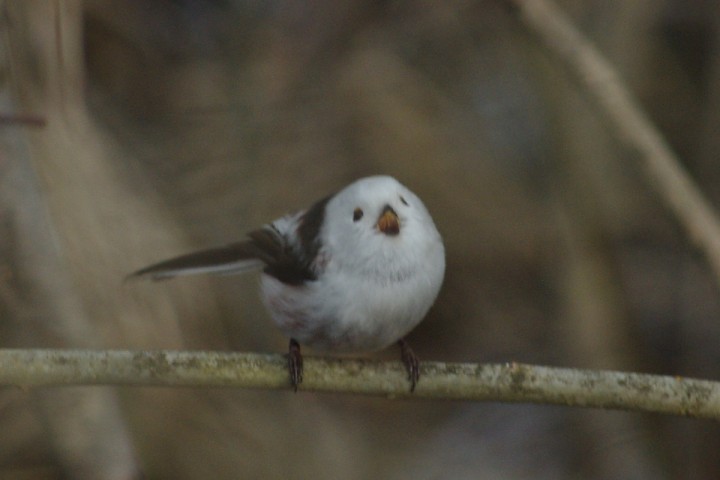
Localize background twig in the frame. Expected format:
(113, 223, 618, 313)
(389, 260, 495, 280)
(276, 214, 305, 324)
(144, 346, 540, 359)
(507, 0, 720, 284)
(3, 349, 720, 420)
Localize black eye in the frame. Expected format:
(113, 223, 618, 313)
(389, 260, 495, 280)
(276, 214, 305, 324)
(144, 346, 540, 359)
(353, 208, 364, 222)
(399, 195, 409, 206)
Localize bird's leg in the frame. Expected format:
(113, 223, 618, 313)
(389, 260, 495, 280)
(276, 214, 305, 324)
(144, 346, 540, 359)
(288, 338, 303, 392)
(398, 338, 420, 392)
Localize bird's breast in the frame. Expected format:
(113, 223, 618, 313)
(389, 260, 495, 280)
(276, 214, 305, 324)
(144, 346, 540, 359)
(259, 256, 442, 352)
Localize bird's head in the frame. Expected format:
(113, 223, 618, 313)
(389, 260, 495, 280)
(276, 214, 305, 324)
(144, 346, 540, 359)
(319, 175, 444, 282)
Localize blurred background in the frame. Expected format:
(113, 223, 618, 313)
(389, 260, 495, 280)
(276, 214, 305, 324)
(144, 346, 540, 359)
(1, 0, 720, 478)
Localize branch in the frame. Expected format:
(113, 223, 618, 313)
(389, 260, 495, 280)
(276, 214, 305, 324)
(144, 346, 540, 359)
(505, 0, 720, 284)
(2, 349, 720, 420)
(0, 113, 46, 127)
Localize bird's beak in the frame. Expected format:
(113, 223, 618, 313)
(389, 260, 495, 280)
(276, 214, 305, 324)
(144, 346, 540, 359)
(377, 205, 400, 236)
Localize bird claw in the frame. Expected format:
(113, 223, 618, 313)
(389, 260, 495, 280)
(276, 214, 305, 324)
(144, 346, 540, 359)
(398, 339, 420, 392)
(288, 339, 303, 392)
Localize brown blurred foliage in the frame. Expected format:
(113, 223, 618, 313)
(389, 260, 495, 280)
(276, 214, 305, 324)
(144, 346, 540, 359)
(1, 0, 720, 478)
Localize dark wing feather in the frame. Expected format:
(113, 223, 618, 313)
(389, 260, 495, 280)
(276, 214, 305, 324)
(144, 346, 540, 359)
(259, 195, 331, 285)
(129, 194, 332, 284)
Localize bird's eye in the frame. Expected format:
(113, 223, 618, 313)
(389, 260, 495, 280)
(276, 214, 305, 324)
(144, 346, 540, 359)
(353, 208, 364, 222)
(399, 195, 409, 206)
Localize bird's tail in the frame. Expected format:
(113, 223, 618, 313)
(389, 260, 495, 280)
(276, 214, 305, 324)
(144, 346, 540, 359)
(127, 242, 265, 281)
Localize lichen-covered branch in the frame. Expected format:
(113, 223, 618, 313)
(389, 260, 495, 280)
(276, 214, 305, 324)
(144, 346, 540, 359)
(1, 349, 719, 420)
(505, 0, 720, 284)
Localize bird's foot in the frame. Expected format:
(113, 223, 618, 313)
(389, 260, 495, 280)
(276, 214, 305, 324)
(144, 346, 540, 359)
(288, 339, 303, 392)
(398, 338, 420, 392)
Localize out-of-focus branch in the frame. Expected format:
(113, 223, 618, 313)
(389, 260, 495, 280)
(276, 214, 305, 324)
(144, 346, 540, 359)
(505, 0, 720, 284)
(0, 113, 46, 126)
(3, 349, 720, 420)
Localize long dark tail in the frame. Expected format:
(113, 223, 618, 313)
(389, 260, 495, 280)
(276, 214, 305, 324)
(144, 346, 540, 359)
(128, 241, 266, 281)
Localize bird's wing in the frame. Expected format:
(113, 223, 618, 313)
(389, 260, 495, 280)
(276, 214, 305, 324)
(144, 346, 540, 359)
(129, 197, 330, 284)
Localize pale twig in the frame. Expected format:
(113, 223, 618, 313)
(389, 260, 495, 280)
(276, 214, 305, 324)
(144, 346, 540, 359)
(505, 0, 720, 283)
(1, 349, 719, 420)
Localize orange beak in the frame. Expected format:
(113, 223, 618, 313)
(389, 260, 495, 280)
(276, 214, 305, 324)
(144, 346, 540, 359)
(377, 206, 400, 236)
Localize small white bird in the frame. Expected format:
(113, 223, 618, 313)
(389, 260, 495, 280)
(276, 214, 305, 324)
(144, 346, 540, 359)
(130, 176, 445, 391)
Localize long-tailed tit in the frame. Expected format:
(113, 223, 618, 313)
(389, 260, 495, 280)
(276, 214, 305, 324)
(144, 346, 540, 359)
(130, 176, 445, 391)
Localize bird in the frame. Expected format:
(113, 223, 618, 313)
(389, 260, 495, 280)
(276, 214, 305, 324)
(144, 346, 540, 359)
(129, 175, 445, 392)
